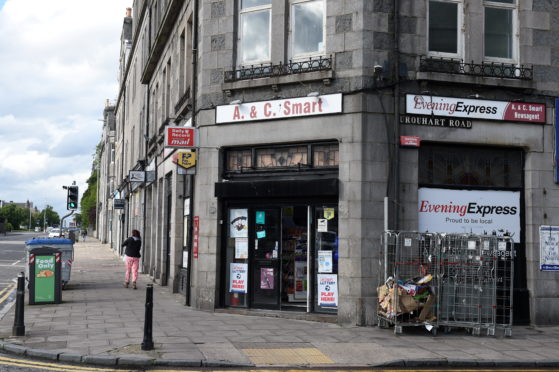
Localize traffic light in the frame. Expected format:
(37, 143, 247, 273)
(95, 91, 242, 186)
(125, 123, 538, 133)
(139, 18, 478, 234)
(67, 186, 79, 210)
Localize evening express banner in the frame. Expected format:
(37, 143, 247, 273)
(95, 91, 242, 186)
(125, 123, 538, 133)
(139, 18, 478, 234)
(418, 188, 521, 242)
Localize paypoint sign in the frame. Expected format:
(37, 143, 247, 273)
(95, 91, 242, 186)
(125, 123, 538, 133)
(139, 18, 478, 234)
(418, 188, 520, 242)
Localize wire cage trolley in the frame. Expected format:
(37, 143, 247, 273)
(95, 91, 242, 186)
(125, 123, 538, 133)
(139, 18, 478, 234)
(438, 234, 514, 337)
(377, 231, 440, 335)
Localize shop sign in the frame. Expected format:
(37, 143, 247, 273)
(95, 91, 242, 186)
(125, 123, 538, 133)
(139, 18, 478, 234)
(540, 226, 559, 271)
(406, 94, 546, 123)
(400, 114, 472, 129)
(317, 274, 338, 307)
(164, 127, 198, 148)
(129, 170, 145, 182)
(177, 151, 196, 169)
(216, 93, 343, 124)
(418, 188, 520, 242)
(113, 199, 125, 209)
(400, 136, 420, 147)
(193, 216, 199, 258)
(230, 263, 248, 293)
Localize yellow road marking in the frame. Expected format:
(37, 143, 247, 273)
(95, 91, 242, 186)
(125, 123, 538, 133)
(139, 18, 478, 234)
(0, 283, 16, 304)
(0, 355, 133, 372)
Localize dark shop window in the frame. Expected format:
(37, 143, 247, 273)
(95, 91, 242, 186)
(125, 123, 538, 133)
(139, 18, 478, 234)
(419, 144, 522, 188)
(224, 142, 338, 175)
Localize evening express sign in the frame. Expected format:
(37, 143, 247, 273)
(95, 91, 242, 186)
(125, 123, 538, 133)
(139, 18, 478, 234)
(407, 94, 546, 123)
(418, 188, 520, 243)
(216, 94, 342, 123)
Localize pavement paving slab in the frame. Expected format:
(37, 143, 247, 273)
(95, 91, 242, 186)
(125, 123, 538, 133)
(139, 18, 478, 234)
(0, 237, 559, 368)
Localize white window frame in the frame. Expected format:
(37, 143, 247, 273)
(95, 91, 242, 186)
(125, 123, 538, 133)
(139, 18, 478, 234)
(483, 0, 518, 63)
(238, 1, 272, 67)
(427, 0, 464, 59)
(288, 0, 326, 61)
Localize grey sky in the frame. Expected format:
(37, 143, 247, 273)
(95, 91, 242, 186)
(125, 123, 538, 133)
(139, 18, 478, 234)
(0, 0, 130, 221)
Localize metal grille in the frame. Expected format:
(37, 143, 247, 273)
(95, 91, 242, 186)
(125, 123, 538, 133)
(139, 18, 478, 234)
(419, 56, 533, 80)
(224, 55, 332, 82)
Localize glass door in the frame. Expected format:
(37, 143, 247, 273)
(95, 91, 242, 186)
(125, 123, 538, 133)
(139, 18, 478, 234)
(250, 208, 281, 309)
(313, 205, 339, 313)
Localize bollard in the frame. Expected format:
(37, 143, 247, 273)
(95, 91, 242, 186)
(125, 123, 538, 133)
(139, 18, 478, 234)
(12, 272, 25, 336)
(141, 284, 154, 350)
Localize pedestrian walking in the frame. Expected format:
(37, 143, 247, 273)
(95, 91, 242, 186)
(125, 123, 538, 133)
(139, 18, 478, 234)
(81, 229, 87, 241)
(122, 229, 141, 289)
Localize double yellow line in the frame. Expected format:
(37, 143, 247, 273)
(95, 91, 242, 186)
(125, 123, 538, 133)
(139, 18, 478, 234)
(0, 282, 16, 305)
(0, 355, 133, 372)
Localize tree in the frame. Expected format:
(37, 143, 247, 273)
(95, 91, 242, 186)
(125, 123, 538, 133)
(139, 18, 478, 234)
(81, 143, 101, 229)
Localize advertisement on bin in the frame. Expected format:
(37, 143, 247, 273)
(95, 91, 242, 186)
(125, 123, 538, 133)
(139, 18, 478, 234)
(418, 188, 520, 242)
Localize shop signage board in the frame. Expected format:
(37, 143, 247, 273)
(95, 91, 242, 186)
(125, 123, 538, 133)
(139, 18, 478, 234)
(129, 170, 145, 182)
(164, 127, 198, 148)
(406, 94, 546, 123)
(540, 226, 559, 271)
(193, 216, 199, 258)
(317, 274, 338, 307)
(418, 188, 521, 243)
(230, 263, 248, 293)
(216, 93, 343, 124)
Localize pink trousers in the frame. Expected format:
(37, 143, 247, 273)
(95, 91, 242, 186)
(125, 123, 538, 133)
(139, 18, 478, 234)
(124, 256, 140, 283)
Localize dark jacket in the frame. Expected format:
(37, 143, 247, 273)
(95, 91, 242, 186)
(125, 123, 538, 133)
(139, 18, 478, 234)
(122, 236, 141, 258)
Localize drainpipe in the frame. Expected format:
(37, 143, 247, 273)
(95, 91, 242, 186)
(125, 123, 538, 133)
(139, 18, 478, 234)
(393, 0, 400, 230)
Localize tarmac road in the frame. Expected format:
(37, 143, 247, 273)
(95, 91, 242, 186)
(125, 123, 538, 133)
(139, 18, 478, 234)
(0, 232, 37, 320)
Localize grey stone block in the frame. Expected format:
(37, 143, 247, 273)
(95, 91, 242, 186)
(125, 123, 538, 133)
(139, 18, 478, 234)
(82, 355, 118, 366)
(335, 14, 353, 33)
(26, 348, 60, 361)
(211, 1, 225, 18)
(58, 353, 83, 363)
(154, 359, 202, 367)
(335, 51, 353, 70)
(117, 357, 155, 366)
(211, 34, 226, 51)
(3, 344, 27, 355)
(374, 359, 405, 367)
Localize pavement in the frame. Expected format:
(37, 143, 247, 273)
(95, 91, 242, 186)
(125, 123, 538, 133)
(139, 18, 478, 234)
(1, 238, 559, 369)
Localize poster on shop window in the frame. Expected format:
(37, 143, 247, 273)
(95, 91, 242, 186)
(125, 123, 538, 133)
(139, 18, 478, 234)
(540, 226, 559, 271)
(317, 274, 338, 307)
(418, 188, 520, 243)
(229, 209, 248, 238)
(229, 263, 248, 293)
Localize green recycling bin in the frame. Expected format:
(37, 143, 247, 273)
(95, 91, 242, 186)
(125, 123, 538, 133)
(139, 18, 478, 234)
(28, 246, 62, 305)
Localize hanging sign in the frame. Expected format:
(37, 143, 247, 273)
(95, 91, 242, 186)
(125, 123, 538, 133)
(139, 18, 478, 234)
(406, 94, 545, 123)
(216, 94, 343, 123)
(129, 171, 145, 182)
(230, 263, 248, 293)
(318, 274, 338, 307)
(177, 151, 196, 169)
(164, 127, 198, 148)
(540, 226, 559, 271)
(193, 216, 199, 258)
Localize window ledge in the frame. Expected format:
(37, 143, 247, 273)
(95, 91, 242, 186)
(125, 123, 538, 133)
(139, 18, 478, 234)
(416, 71, 535, 90)
(222, 70, 334, 95)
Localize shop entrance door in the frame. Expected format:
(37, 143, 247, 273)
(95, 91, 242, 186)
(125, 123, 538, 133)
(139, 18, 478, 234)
(250, 208, 281, 309)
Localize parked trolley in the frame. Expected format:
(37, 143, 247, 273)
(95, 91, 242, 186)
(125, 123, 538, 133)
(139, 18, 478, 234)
(377, 231, 439, 335)
(377, 231, 514, 337)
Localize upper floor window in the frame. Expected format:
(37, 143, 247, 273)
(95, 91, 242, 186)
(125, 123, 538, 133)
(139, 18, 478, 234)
(484, 0, 517, 61)
(428, 0, 463, 57)
(239, 0, 272, 65)
(290, 0, 325, 59)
